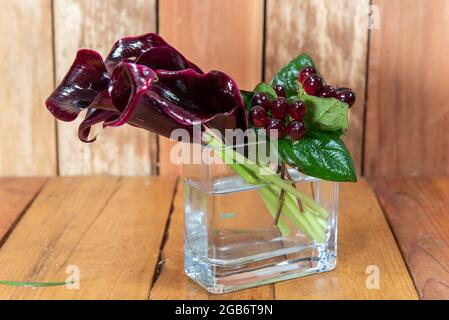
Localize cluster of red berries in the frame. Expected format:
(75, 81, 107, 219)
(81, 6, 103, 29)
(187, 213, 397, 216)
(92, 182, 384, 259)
(249, 88, 307, 141)
(249, 67, 356, 140)
(299, 66, 356, 107)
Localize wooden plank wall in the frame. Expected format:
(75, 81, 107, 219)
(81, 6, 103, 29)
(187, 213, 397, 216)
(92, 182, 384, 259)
(0, 0, 448, 177)
(265, 0, 369, 174)
(158, 0, 264, 176)
(365, 0, 449, 177)
(0, 0, 56, 176)
(53, 0, 158, 176)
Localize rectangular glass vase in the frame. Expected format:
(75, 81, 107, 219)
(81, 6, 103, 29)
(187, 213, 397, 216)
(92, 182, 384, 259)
(183, 144, 339, 294)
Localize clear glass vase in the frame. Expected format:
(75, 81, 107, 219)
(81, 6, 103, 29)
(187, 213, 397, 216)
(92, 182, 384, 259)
(183, 142, 339, 294)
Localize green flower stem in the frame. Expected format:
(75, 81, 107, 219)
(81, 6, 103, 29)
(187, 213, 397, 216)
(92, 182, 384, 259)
(261, 187, 316, 241)
(0, 280, 69, 287)
(269, 186, 326, 243)
(271, 184, 327, 242)
(283, 189, 328, 235)
(316, 216, 328, 230)
(229, 158, 323, 241)
(258, 190, 290, 236)
(228, 163, 259, 185)
(204, 131, 328, 243)
(205, 133, 328, 218)
(232, 162, 326, 242)
(229, 163, 290, 236)
(304, 209, 327, 240)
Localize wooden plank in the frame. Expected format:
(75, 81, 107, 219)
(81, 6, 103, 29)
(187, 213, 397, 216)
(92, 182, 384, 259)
(274, 179, 418, 299)
(365, 0, 449, 177)
(0, 177, 176, 299)
(149, 181, 275, 299)
(151, 179, 417, 299)
(265, 0, 369, 174)
(0, 178, 47, 241)
(158, 0, 264, 176)
(371, 177, 449, 299)
(53, 0, 158, 176)
(0, 0, 56, 176)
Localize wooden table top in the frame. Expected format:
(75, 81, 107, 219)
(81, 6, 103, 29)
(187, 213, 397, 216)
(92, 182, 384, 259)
(0, 176, 446, 300)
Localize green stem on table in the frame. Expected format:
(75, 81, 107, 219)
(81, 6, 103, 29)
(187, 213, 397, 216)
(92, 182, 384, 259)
(0, 280, 71, 287)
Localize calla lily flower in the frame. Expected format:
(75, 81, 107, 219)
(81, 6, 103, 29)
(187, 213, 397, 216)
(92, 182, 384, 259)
(46, 33, 247, 142)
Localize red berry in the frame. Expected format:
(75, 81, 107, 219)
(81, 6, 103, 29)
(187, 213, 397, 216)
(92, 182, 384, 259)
(286, 120, 307, 141)
(265, 118, 285, 139)
(335, 88, 356, 107)
(303, 75, 323, 96)
(289, 101, 307, 120)
(271, 97, 288, 119)
(319, 85, 336, 98)
(250, 106, 269, 127)
(273, 84, 286, 98)
(252, 92, 271, 109)
(299, 66, 316, 84)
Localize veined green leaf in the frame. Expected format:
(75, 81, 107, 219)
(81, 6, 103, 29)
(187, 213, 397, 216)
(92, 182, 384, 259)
(270, 53, 316, 99)
(302, 94, 349, 132)
(253, 82, 277, 99)
(278, 132, 357, 182)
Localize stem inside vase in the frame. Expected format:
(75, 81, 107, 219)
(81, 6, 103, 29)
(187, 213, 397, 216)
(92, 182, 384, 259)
(202, 129, 329, 243)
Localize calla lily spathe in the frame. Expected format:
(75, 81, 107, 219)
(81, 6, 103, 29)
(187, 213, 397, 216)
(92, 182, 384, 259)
(46, 33, 247, 142)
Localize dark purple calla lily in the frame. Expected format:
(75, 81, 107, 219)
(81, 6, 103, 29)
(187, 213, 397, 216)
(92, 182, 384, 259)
(46, 33, 247, 143)
(46, 49, 109, 122)
(105, 33, 203, 74)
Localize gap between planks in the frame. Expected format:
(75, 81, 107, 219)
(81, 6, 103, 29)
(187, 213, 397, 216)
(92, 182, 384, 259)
(147, 177, 180, 299)
(370, 177, 449, 300)
(0, 178, 49, 249)
(150, 178, 418, 300)
(0, 177, 176, 299)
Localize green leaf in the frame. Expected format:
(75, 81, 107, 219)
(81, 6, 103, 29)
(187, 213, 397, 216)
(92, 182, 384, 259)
(270, 53, 316, 99)
(253, 82, 277, 99)
(278, 132, 357, 182)
(302, 94, 349, 131)
(240, 90, 253, 112)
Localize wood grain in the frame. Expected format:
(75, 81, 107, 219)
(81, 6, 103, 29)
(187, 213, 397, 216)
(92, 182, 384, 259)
(0, 178, 47, 241)
(365, 0, 449, 177)
(0, 177, 419, 299)
(149, 182, 275, 300)
(265, 0, 370, 174)
(274, 179, 417, 299)
(372, 177, 449, 299)
(0, 177, 176, 299)
(53, 0, 158, 176)
(158, 0, 264, 176)
(150, 178, 417, 299)
(0, 0, 56, 176)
